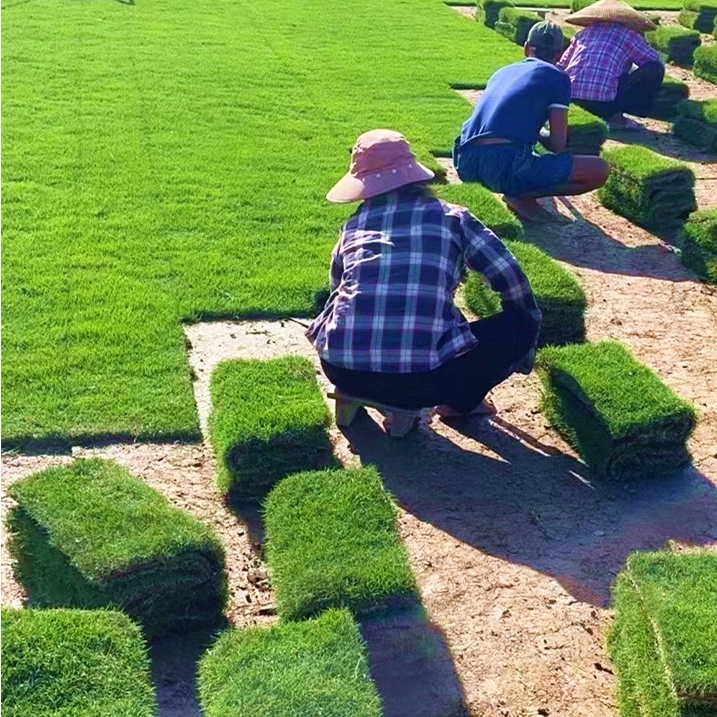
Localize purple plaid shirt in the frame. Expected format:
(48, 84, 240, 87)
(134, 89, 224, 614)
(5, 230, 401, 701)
(558, 23, 661, 102)
(306, 186, 541, 373)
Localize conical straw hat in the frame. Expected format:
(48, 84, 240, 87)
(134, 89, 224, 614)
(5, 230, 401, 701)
(566, 0, 656, 32)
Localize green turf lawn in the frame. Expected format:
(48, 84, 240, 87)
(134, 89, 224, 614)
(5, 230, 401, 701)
(2, 0, 526, 446)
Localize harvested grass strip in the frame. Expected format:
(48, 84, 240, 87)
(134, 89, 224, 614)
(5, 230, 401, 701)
(536, 341, 696, 480)
(198, 609, 382, 717)
(672, 99, 717, 150)
(264, 467, 419, 621)
(566, 104, 608, 155)
(681, 0, 717, 32)
(476, 0, 516, 28)
(598, 145, 696, 231)
(646, 26, 701, 66)
(2, 607, 157, 717)
(463, 240, 586, 346)
(7, 458, 227, 639)
(649, 77, 690, 120)
(680, 209, 717, 284)
(208, 356, 333, 499)
(494, 7, 541, 45)
(694, 44, 717, 83)
(608, 549, 717, 716)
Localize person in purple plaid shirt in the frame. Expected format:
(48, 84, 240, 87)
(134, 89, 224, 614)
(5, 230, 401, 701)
(559, 0, 664, 130)
(306, 129, 542, 419)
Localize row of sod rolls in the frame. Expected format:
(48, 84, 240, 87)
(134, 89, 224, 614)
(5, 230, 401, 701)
(646, 25, 701, 67)
(672, 98, 717, 151)
(680, 208, 717, 284)
(6, 458, 227, 639)
(694, 44, 717, 83)
(678, 0, 717, 33)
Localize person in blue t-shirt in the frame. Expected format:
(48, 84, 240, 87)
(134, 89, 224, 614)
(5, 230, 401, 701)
(452, 22, 609, 222)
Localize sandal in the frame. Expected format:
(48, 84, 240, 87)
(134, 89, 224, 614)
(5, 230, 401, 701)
(435, 398, 497, 419)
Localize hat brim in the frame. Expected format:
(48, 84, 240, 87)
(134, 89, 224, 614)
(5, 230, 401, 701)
(326, 162, 435, 203)
(566, 13, 655, 31)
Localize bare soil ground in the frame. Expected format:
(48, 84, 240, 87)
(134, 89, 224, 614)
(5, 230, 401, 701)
(3, 15, 717, 717)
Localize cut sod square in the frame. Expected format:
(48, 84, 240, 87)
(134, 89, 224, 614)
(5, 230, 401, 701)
(680, 208, 717, 284)
(694, 44, 717, 83)
(494, 7, 540, 45)
(646, 26, 701, 66)
(264, 467, 419, 621)
(198, 608, 382, 717)
(598, 146, 696, 231)
(463, 239, 587, 347)
(565, 105, 608, 156)
(2, 608, 157, 717)
(7, 458, 227, 639)
(608, 549, 717, 717)
(536, 341, 696, 480)
(208, 356, 333, 499)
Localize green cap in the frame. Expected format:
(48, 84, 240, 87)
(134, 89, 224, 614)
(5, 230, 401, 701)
(526, 21, 565, 58)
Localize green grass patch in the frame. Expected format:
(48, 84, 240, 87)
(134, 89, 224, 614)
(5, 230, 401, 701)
(536, 341, 695, 479)
(2, 608, 156, 717)
(198, 608, 382, 717)
(672, 98, 717, 151)
(208, 356, 333, 500)
(464, 240, 586, 346)
(694, 44, 717, 83)
(264, 467, 419, 621)
(598, 145, 696, 231)
(649, 77, 690, 120)
(646, 25, 701, 65)
(566, 105, 609, 155)
(608, 549, 717, 717)
(495, 6, 541, 44)
(680, 209, 717, 284)
(7, 458, 227, 639)
(476, 0, 516, 28)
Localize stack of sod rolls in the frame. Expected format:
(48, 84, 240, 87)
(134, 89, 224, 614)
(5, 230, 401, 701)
(608, 549, 717, 717)
(264, 468, 419, 620)
(678, 0, 717, 33)
(598, 145, 696, 231)
(463, 240, 587, 347)
(646, 26, 701, 66)
(2, 608, 157, 717)
(198, 610, 382, 717)
(649, 76, 690, 120)
(537, 341, 696, 480)
(565, 105, 608, 155)
(208, 356, 333, 500)
(494, 7, 540, 46)
(680, 208, 717, 284)
(694, 44, 717, 83)
(672, 98, 717, 151)
(7, 459, 227, 639)
(476, 0, 514, 28)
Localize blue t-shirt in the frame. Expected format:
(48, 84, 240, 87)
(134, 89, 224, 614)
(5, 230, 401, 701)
(459, 58, 571, 146)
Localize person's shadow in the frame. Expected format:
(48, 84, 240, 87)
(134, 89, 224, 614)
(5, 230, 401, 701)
(341, 412, 717, 607)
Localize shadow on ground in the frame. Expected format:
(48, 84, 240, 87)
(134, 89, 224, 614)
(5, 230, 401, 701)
(608, 124, 717, 166)
(342, 412, 717, 607)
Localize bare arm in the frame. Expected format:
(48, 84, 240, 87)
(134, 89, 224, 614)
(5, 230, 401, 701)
(538, 107, 568, 154)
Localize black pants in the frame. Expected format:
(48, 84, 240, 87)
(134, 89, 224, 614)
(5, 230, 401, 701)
(574, 61, 665, 120)
(321, 310, 536, 414)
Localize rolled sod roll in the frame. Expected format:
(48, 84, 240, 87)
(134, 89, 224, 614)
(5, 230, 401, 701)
(209, 355, 333, 499)
(494, 7, 540, 45)
(565, 105, 608, 155)
(672, 98, 717, 151)
(2, 608, 157, 717)
(648, 76, 690, 120)
(608, 550, 717, 717)
(6, 458, 228, 639)
(477, 0, 514, 28)
(681, 0, 717, 32)
(694, 44, 717, 83)
(537, 341, 696, 480)
(646, 25, 701, 66)
(680, 208, 717, 284)
(598, 145, 696, 231)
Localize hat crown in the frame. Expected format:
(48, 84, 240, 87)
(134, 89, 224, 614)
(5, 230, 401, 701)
(350, 130, 417, 178)
(566, 0, 656, 31)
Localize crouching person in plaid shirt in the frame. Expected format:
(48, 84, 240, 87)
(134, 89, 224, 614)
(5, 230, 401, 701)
(306, 129, 542, 421)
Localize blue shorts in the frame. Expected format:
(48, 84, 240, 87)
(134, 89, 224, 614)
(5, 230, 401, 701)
(452, 139, 573, 197)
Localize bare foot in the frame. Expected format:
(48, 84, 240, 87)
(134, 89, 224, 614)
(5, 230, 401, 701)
(607, 115, 644, 131)
(435, 398, 497, 419)
(503, 196, 555, 223)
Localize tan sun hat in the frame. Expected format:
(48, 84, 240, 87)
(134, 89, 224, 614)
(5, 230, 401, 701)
(326, 129, 435, 203)
(566, 0, 656, 32)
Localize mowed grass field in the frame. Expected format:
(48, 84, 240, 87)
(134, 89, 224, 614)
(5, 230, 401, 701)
(2, 0, 528, 446)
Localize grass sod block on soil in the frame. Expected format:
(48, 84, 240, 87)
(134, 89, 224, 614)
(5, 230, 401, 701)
(463, 240, 587, 346)
(6, 459, 227, 639)
(208, 356, 333, 500)
(598, 145, 696, 231)
(646, 26, 701, 66)
(536, 341, 696, 480)
(494, 7, 541, 45)
(680, 209, 717, 284)
(264, 467, 419, 621)
(198, 609, 382, 717)
(681, 0, 717, 32)
(565, 104, 609, 155)
(693, 44, 717, 82)
(2, 608, 157, 717)
(649, 77, 690, 120)
(608, 550, 717, 717)
(672, 98, 717, 151)
(477, 0, 516, 27)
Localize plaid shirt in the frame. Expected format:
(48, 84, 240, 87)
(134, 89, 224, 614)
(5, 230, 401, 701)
(558, 23, 661, 102)
(306, 186, 541, 373)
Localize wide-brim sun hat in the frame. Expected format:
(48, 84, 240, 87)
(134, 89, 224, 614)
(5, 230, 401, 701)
(566, 0, 656, 32)
(327, 129, 435, 203)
